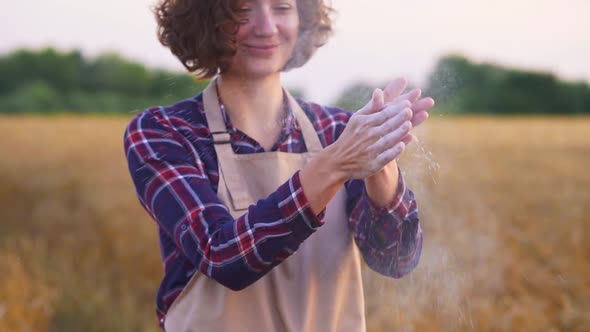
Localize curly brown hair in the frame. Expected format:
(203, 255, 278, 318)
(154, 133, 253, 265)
(154, 0, 334, 78)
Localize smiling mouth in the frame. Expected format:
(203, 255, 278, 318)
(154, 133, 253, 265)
(245, 44, 279, 50)
(243, 44, 280, 56)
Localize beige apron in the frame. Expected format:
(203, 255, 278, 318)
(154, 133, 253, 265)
(164, 79, 366, 332)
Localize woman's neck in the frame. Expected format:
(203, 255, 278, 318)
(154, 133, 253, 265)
(216, 73, 285, 130)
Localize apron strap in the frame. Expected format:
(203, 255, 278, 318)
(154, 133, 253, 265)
(203, 80, 252, 209)
(282, 88, 323, 154)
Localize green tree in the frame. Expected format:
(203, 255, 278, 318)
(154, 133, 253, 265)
(425, 54, 590, 114)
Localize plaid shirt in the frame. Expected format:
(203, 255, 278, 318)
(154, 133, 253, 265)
(123, 92, 423, 329)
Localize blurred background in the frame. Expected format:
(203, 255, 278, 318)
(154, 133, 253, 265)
(1, 0, 589, 331)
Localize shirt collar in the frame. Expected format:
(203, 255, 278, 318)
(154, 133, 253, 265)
(215, 82, 297, 147)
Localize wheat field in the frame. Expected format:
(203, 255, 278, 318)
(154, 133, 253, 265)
(1, 114, 589, 332)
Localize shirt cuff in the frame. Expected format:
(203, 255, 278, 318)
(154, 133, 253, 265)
(363, 166, 407, 219)
(277, 170, 326, 234)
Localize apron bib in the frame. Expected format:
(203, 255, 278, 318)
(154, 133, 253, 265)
(164, 79, 366, 332)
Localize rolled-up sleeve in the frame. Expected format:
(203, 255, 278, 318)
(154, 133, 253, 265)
(124, 110, 324, 291)
(347, 168, 423, 278)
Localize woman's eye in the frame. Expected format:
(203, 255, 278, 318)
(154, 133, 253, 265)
(237, 7, 252, 13)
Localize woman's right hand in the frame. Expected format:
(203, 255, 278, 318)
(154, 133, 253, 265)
(328, 87, 414, 180)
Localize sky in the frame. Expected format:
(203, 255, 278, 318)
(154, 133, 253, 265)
(2, 0, 589, 104)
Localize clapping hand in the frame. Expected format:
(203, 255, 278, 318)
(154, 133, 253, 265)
(331, 77, 435, 180)
(377, 77, 435, 146)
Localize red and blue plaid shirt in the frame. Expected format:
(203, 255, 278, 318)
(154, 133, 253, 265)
(123, 92, 423, 328)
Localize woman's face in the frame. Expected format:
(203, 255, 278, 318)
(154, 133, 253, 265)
(225, 0, 300, 79)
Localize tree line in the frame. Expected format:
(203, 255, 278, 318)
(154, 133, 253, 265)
(424, 55, 590, 114)
(0, 48, 206, 114)
(1, 48, 589, 114)
(334, 55, 590, 114)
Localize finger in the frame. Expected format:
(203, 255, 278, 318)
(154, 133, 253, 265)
(357, 88, 385, 115)
(381, 89, 423, 112)
(376, 141, 406, 167)
(365, 101, 412, 126)
(373, 107, 413, 136)
(373, 120, 412, 154)
(411, 111, 429, 128)
(374, 89, 385, 113)
(412, 97, 435, 112)
(401, 133, 415, 145)
(383, 78, 408, 103)
(393, 88, 422, 104)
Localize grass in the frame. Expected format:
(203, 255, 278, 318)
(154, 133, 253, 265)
(1, 114, 589, 331)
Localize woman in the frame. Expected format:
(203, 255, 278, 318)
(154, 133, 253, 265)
(123, 0, 435, 331)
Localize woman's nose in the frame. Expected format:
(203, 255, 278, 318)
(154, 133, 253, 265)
(253, 8, 279, 36)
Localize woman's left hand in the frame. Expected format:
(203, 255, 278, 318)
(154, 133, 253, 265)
(381, 78, 435, 145)
(363, 78, 436, 206)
